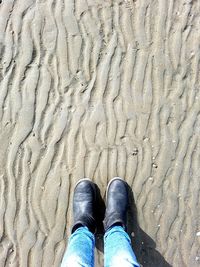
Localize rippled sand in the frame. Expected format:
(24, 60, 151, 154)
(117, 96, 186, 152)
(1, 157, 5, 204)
(0, 0, 200, 266)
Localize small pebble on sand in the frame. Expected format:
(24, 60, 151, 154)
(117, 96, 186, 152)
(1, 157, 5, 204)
(152, 163, 158, 168)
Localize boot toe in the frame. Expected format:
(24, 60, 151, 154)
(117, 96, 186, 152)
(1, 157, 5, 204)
(107, 177, 128, 199)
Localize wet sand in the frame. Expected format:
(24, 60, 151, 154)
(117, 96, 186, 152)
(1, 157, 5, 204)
(0, 0, 200, 266)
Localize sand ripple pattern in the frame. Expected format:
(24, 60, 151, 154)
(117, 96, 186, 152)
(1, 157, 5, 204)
(0, 0, 200, 266)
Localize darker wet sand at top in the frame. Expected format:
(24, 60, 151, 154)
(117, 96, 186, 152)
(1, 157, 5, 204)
(0, 0, 200, 266)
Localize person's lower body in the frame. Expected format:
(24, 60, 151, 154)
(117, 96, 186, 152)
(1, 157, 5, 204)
(61, 225, 140, 267)
(61, 177, 140, 267)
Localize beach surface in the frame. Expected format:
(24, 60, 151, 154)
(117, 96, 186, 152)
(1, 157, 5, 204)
(0, 0, 200, 266)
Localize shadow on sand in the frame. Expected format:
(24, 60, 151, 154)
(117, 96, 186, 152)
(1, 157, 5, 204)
(94, 184, 172, 267)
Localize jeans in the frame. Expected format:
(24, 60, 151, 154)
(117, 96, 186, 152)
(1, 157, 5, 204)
(61, 226, 140, 267)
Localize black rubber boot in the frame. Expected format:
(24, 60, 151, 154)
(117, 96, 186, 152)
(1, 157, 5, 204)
(72, 178, 97, 234)
(103, 177, 129, 232)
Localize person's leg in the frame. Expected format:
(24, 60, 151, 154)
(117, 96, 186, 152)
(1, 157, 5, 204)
(103, 177, 140, 267)
(104, 225, 140, 267)
(61, 178, 97, 267)
(61, 226, 95, 267)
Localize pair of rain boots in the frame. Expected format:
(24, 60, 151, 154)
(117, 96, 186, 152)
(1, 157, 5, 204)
(72, 177, 129, 234)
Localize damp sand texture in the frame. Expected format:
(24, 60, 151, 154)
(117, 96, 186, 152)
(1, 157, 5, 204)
(0, 0, 200, 266)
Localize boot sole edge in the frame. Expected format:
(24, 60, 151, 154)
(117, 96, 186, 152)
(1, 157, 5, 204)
(74, 178, 93, 189)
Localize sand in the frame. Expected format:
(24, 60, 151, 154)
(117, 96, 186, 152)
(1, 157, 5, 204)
(0, 0, 200, 266)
